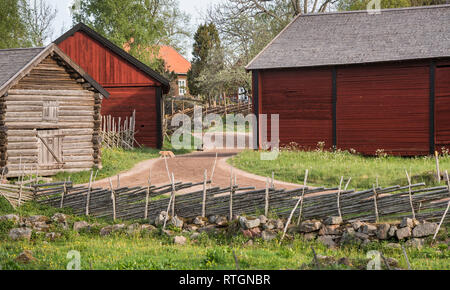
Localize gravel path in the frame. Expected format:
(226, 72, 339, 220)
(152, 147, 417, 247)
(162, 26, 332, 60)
(91, 134, 301, 191)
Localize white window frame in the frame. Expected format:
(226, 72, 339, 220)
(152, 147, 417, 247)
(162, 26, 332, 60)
(178, 80, 186, 96)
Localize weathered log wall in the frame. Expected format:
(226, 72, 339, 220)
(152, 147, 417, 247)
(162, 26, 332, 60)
(2, 55, 102, 177)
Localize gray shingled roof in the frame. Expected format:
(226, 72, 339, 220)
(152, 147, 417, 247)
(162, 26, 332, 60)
(0, 47, 45, 88)
(246, 5, 450, 70)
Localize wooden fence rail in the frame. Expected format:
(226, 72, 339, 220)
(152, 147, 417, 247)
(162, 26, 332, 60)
(26, 179, 450, 225)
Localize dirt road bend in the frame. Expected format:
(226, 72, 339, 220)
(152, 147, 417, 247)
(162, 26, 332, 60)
(91, 149, 301, 191)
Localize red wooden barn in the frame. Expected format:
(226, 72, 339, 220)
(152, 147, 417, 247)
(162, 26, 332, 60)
(247, 5, 450, 156)
(55, 23, 170, 148)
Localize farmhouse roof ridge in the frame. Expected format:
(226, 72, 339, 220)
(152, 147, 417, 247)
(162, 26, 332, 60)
(0, 44, 109, 98)
(246, 4, 450, 70)
(158, 45, 191, 75)
(54, 22, 170, 90)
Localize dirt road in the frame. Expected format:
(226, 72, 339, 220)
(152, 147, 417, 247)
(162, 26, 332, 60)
(91, 148, 301, 191)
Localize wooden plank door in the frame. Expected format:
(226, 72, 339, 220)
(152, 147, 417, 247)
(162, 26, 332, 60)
(38, 130, 62, 168)
(435, 66, 450, 148)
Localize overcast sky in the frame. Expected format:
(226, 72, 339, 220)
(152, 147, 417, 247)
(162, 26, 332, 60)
(46, 0, 223, 59)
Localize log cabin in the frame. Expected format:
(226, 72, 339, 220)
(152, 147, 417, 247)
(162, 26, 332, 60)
(55, 23, 170, 149)
(0, 44, 110, 177)
(247, 5, 450, 156)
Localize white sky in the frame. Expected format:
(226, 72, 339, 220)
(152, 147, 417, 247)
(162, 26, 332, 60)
(45, 0, 223, 59)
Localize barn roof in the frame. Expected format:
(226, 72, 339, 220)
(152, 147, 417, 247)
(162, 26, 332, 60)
(54, 23, 170, 90)
(0, 44, 110, 98)
(0, 47, 45, 89)
(246, 5, 450, 70)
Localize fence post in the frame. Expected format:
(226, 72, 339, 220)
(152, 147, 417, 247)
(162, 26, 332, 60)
(210, 153, 218, 189)
(271, 172, 275, 189)
(435, 151, 441, 183)
(373, 184, 379, 223)
(281, 197, 302, 243)
(171, 173, 176, 217)
(60, 179, 67, 209)
(297, 169, 309, 226)
(344, 178, 352, 191)
(337, 176, 344, 219)
(85, 170, 94, 216)
(229, 168, 234, 221)
(202, 169, 207, 218)
(109, 178, 116, 222)
(162, 176, 176, 230)
(18, 173, 23, 207)
(145, 170, 151, 219)
(405, 170, 416, 220)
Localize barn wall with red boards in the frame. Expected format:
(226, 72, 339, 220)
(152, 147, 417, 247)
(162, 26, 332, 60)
(254, 58, 450, 156)
(57, 31, 163, 148)
(337, 61, 430, 156)
(258, 68, 333, 150)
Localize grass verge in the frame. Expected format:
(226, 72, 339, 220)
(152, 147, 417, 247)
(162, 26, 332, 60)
(229, 149, 450, 190)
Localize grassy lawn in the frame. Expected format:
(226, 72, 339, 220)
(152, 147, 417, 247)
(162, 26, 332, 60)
(229, 149, 450, 190)
(1, 232, 448, 270)
(0, 201, 448, 270)
(51, 138, 195, 184)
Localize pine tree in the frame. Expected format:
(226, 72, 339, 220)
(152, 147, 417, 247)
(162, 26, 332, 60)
(187, 23, 221, 97)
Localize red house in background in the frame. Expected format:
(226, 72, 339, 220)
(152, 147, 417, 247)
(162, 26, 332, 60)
(157, 45, 191, 98)
(55, 23, 170, 148)
(247, 5, 450, 156)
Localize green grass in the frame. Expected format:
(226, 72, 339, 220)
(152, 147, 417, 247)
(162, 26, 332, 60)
(1, 234, 448, 270)
(0, 201, 448, 270)
(52, 139, 195, 184)
(229, 148, 450, 190)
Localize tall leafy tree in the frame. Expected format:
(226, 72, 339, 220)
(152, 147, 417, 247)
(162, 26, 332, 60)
(23, 0, 57, 46)
(0, 0, 30, 48)
(187, 23, 221, 97)
(71, 0, 190, 71)
(205, 1, 339, 101)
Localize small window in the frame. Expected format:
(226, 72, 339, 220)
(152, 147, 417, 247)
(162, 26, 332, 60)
(178, 80, 186, 96)
(43, 101, 58, 122)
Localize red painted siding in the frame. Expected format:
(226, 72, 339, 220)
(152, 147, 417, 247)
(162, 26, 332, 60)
(260, 68, 333, 149)
(58, 31, 159, 87)
(104, 87, 159, 148)
(57, 31, 162, 148)
(337, 62, 430, 155)
(436, 65, 450, 148)
(257, 59, 450, 156)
